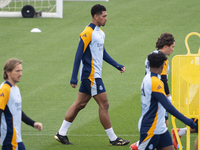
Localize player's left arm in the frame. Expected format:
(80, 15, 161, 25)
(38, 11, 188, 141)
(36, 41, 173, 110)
(151, 77, 196, 129)
(103, 48, 125, 72)
(153, 92, 196, 129)
(22, 111, 43, 131)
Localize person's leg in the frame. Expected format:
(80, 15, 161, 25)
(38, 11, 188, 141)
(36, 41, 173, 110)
(55, 92, 91, 144)
(194, 136, 198, 150)
(171, 127, 186, 149)
(172, 119, 197, 149)
(93, 92, 130, 145)
(65, 92, 91, 122)
(59, 92, 91, 135)
(93, 92, 117, 142)
(130, 141, 139, 150)
(93, 92, 111, 129)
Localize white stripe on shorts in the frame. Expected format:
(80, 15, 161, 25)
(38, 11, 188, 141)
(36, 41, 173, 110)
(91, 80, 97, 96)
(138, 138, 153, 150)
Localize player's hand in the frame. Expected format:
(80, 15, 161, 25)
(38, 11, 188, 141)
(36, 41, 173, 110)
(71, 84, 77, 88)
(34, 122, 43, 131)
(120, 67, 125, 73)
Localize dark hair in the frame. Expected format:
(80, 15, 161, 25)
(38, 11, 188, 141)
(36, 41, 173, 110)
(3, 58, 23, 80)
(148, 52, 167, 68)
(91, 4, 106, 17)
(156, 33, 175, 49)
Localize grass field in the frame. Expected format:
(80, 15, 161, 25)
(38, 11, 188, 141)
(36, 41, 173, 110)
(0, 0, 200, 149)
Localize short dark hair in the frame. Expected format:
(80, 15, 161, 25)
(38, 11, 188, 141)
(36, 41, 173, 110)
(91, 4, 106, 17)
(156, 33, 175, 49)
(148, 52, 167, 68)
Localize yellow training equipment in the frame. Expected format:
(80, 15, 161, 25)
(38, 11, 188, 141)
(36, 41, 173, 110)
(171, 32, 200, 150)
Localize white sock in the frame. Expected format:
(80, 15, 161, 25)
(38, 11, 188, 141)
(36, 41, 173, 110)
(58, 120, 72, 136)
(178, 127, 187, 136)
(105, 127, 117, 141)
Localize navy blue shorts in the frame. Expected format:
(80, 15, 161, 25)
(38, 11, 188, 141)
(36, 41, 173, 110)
(79, 78, 106, 96)
(138, 130, 172, 150)
(2, 142, 26, 150)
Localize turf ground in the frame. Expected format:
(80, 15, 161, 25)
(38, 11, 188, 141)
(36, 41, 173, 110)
(0, 0, 200, 149)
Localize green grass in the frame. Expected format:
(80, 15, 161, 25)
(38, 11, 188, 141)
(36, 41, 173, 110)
(0, 0, 200, 149)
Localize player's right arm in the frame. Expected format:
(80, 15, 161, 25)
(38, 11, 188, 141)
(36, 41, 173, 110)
(70, 38, 85, 85)
(155, 92, 197, 130)
(70, 27, 92, 86)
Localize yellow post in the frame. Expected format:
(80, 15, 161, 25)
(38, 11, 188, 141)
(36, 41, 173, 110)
(186, 126, 190, 150)
(171, 116, 183, 150)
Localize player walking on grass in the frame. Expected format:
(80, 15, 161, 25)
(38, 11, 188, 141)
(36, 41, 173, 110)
(145, 32, 175, 127)
(0, 58, 43, 150)
(54, 4, 130, 146)
(135, 52, 197, 150)
(131, 32, 175, 150)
